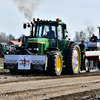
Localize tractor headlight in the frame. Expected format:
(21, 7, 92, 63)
(28, 48, 32, 51)
(50, 39, 57, 47)
(34, 48, 39, 51)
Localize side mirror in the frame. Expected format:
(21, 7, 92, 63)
(28, 23, 31, 28)
(23, 23, 27, 29)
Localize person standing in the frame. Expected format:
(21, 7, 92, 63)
(79, 40, 85, 71)
(90, 34, 98, 42)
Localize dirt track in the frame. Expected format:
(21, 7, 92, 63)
(0, 69, 100, 100)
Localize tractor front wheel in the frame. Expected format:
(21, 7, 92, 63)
(45, 51, 63, 76)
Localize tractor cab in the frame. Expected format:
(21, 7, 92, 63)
(33, 18, 67, 39)
(25, 18, 68, 55)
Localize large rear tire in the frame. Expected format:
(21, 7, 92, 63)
(65, 43, 81, 74)
(45, 50, 63, 76)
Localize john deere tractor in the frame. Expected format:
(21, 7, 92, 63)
(4, 18, 81, 75)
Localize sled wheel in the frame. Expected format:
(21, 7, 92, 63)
(85, 58, 89, 72)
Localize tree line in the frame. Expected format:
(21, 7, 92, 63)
(73, 26, 96, 42)
(0, 32, 16, 43)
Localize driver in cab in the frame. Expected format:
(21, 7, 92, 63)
(44, 26, 55, 38)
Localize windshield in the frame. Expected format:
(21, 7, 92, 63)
(36, 24, 56, 38)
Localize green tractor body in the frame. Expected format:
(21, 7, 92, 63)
(0, 43, 8, 57)
(4, 18, 81, 75)
(28, 38, 49, 55)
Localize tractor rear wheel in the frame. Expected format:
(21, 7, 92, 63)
(45, 50, 63, 76)
(65, 43, 81, 74)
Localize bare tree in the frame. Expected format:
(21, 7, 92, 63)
(85, 26, 95, 41)
(74, 31, 87, 42)
(0, 32, 16, 43)
(8, 34, 15, 41)
(74, 31, 80, 42)
(0, 32, 7, 42)
(74, 26, 95, 42)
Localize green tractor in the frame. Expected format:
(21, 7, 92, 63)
(0, 43, 8, 57)
(4, 18, 81, 75)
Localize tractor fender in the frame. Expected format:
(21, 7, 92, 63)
(64, 41, 74, 52)
(63, 41, 75, 57)
(47, 47, 60, 51)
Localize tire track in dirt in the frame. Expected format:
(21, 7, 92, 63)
(0, 70, 100, 84)
(1, 76, 100, 100)
(0, 69, 100, 84)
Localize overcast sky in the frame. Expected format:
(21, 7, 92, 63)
(0, 0, 100, 40)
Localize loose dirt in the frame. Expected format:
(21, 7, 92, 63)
(0, 69, 100, 84)
(1, 58, 100, 100)
(0, 70, 100, 100)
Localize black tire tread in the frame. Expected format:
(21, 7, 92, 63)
(65, 43, 81, 74)
(45, 50, 63, 76)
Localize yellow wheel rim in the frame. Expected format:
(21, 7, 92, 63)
(74, 48, 80, 71)
(56, 56, 61, 72)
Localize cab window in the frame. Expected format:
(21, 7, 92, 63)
(36, 24, 56, 38)
(57, 25, 63, 40)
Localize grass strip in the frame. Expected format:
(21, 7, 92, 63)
(0, 67, 4, 70)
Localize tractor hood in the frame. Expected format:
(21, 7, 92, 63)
(28, 38, 50, 55)
(28, 38, 49, 44)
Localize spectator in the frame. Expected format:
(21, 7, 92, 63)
(79, 40, 85, 71)
(90, 34, 98, 42)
